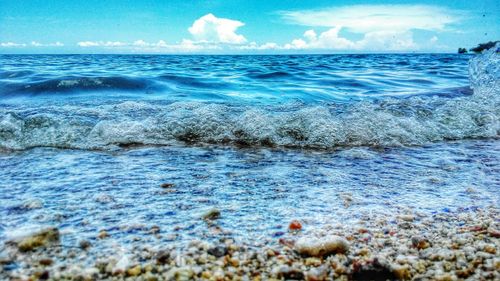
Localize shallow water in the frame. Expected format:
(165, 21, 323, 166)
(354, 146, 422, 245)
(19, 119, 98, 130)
(0, 141, 498, 251)
(0, 48, 499, 253)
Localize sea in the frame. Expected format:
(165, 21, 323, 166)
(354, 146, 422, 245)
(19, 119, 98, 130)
(0, 47, 498, 252)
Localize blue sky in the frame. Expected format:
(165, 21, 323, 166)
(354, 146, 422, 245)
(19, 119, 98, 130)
(0, 0, 498, 53)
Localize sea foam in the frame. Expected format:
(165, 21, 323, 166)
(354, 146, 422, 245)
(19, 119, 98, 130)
(0, 46, 498, 151)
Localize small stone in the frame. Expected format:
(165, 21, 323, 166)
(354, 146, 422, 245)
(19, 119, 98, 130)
(33, 270, 50, 280)
(434, 273, 454, 281)
(79, 240, 91, 250)
(295, 235, 349, 257)
(21, 198, 44, 210)
(202, 208, 221, 221)
(16, 227, 60, 252)
(229, 258, 239, 267)
(393, 265, 411, 280)
(304, 257, 322, 267)
(398, 214, 414, 222)
(149, 225, 161, 234)
(144, 273, 159, 281)
(173, 268, 194, 281)
(483, 244, 496, 254)
(39, 258, 53, 266)
(277, 266, 304, 280)
(207, 245, 227, 258)
(411, 236, 430, 250)
(351, 259, 396, 281)
(306, 265, 328, 281)
(456, 268, 474, 278)
(201, 271, 212, 278)
(127, 265, 142, 277)
(289, 220, 302, 231)
(266, 249, 276, 257)
(156, 250, 171, 264)
(161, 183, 175, 188)
(98, 230, 109, 239)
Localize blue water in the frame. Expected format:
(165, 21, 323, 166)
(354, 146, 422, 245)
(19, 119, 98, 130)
(0, 49, 498, 253)
(0, 54, 471, 104)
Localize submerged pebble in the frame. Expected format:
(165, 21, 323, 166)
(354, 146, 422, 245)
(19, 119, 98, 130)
(14, 227, 59, 252)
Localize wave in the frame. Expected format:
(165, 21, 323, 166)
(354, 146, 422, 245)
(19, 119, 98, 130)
(0, 46, 498, 151)
(1, 76, 158, 95)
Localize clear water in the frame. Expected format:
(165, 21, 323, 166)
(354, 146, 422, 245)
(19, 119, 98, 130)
(0, 48, 498, 252)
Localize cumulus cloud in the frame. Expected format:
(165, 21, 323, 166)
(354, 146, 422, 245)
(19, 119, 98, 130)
(274, 4, 462, 51)
(70, 6, 456, 53)
(280, 5, 461, 33)
(240, 28, 416, 52)
(75, 14, 248, 52)
(188, 13, 247, 44)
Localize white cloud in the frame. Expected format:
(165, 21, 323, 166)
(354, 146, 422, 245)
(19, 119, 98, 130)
(1, 41, 63, 48)
(77, 41, 100, 47)
(430, 36, 439, 43)
(272, 4, 463, 52)
(76, 39, 221, 53)
(133, 40, 148, 47)
(31, 41, 64, 47)
(238, 42, 279, 50)
(280, 5, 461, 33)
(0, 42, 27, 47)
(188, 13, 247, 44)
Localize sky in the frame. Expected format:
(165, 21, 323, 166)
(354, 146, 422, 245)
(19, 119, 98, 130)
(0, 0, 498, 54)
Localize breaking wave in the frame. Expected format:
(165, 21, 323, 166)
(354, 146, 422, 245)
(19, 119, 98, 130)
(0, 47, 498, 151)
(2, 76, 158, 95)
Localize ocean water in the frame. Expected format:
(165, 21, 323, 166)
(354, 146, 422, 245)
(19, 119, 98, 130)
(0, 48, 499, 252)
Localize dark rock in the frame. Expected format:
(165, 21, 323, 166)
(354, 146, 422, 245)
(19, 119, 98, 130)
(156, 250, 170, 264)
(79, 240, 91, 250)
(207, 245, 228, 258)
(149, 225, 160, 234)
(202, 208, 221, 221)
(39, 258, 53, 266)
(277, 266, 305, 280)
(351, 259, 397, 281)
(34, 270, 50, 280)
(470, 41, 499, 53)
(160, 183, 175, 188)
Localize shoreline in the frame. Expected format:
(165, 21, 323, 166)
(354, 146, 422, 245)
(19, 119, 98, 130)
(1, 207, 498, 280)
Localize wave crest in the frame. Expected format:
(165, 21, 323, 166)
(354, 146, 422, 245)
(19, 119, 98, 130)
(0, 47, 498, 151)
(2, 76, 157, 95)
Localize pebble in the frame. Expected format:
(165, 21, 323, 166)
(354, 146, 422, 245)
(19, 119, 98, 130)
(289, 220, 302, 231)
(79, 239, 91, 250)
(126, 264, 142, 276)
(2, 208, 499, 281)
(202, 208, 221, 221)
(295, 235, 349, 257)
(160, 183, 175, 188)
(98, 230, 109, 239)
(207, 245, 227, 258)
(15, 227, 59, 252)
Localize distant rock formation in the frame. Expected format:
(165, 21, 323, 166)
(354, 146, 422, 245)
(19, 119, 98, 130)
(458, 47, 468, 54)
(469, 41, 499, 53)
